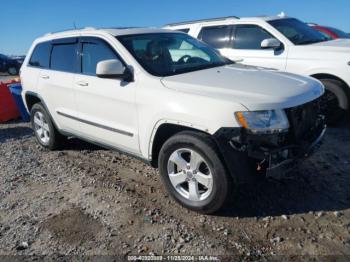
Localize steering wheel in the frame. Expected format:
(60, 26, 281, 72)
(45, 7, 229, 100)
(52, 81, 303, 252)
(178, 55, 192, 64)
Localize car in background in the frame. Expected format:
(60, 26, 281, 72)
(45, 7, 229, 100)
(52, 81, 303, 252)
(165, 15, 350, 124)
(10, 55, 26, 64)
(308, 23, 350, 40)
(0, 53, 21, 75)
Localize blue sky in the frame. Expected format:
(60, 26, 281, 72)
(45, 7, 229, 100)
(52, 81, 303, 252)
(0, 0, 349, 55)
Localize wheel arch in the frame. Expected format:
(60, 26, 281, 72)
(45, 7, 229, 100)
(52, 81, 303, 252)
(24, 91, 42, 112)
(149, 121, 210, 168)
(311, 73, 350, 109)
(24, 91, 60, 130)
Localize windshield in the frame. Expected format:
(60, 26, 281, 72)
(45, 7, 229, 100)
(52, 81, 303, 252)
(117, 33, 232, 77)
(269, 18, 329, 45)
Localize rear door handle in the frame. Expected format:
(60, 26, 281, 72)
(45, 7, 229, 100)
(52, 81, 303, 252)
(76, 81, 89, 87)
(41, 75, 50, 79)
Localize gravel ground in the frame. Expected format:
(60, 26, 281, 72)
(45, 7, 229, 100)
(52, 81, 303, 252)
(0, 75, 350, 260)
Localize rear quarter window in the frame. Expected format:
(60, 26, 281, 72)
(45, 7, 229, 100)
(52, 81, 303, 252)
(29, 42, 51, 68)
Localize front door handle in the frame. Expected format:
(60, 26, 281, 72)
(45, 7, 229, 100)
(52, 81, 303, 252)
(41, 75, 50, 79)
(76, 81, 89, 87)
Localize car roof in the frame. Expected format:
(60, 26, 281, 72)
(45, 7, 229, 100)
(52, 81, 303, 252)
(239, 15, 288, 22)
(39, 27, 179, 40)
(164, 14, 289, 27)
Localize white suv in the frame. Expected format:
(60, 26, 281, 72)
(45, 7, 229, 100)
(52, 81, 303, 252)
(164, 15, 350, 123)
(21, 28, 325, 213)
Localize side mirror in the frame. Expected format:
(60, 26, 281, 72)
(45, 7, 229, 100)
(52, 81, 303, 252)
(96, 59, 132, 81)
(261, 38, 282, 50)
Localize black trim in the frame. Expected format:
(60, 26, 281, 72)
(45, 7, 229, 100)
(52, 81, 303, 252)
(56, 111, 134, 137)
(59, 129, 150, 165)
(51, 37, 78, 44)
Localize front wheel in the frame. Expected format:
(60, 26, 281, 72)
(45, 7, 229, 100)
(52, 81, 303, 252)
(319, 79, 348, 125)
(158, 131, 234, 214)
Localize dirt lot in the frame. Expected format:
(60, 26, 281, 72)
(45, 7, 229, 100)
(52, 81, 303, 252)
(0, 75, 350, 260)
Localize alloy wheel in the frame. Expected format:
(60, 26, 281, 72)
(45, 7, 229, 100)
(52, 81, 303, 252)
(167, 148, 213, 201)
(33, 111, 50, 144)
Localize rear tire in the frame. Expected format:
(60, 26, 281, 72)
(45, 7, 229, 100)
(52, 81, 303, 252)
(319, 79, 348, 125)
(158, 131, 234, 214)
(30, 103, 66, 150)
(7, 66, 18, 75)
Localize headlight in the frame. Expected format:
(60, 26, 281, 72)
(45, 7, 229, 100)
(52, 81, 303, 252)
(235, 109, 289, 134)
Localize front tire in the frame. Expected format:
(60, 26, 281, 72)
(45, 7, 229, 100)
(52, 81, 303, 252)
(30, 103, 66, 150)
(158, 131, 233, 214)
(319, 79, 348, 125)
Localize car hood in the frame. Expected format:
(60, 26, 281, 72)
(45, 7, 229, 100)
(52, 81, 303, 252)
(161, 64, 324, 110)
(290, 39, 350, 59)
(311, 39, 350, 49)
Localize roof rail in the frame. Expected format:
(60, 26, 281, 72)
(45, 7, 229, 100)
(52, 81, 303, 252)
(165, 16, 240, 27)
(98, 26, 140, 30)
(44, 27, 96, 36)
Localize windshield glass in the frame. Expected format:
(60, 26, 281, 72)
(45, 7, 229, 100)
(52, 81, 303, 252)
(117, 33, 232, 77)
(269, 18, 329, 45)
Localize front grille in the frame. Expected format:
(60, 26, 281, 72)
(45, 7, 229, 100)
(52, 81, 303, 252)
(286, 97, 323, 143)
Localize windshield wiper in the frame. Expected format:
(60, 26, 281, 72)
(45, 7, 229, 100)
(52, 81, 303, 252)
(172, 62, 227, 74)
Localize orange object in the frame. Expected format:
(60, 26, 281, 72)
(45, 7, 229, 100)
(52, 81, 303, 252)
(0, 81, 20, 122)
(235, 112, 249, 128)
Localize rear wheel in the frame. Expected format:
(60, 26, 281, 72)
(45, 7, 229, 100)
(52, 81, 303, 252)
(158, 131, 234, 214)
(319, 79, 348, 125)
(7, 66, 18, 75)
(30, 103, 66, 150)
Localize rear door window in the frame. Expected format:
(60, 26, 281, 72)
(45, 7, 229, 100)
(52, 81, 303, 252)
(29, 42, 51, 68)
(198, 25, 231, 49)
(50, 43, 78, 73)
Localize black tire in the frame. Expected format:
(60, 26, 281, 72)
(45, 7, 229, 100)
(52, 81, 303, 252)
(7, 66, 18, 75)
(30, 103, 66, 150)
(319, 79, 348, 125)
(158, 131, 234, 214)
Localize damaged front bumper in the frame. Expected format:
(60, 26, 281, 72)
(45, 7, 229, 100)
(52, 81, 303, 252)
(213, 115, 326, 182)
(263, 125, 326, 179)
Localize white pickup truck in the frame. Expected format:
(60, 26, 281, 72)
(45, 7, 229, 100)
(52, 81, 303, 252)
(165, 15, 350, 123)
(21, 28, 325, 213)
